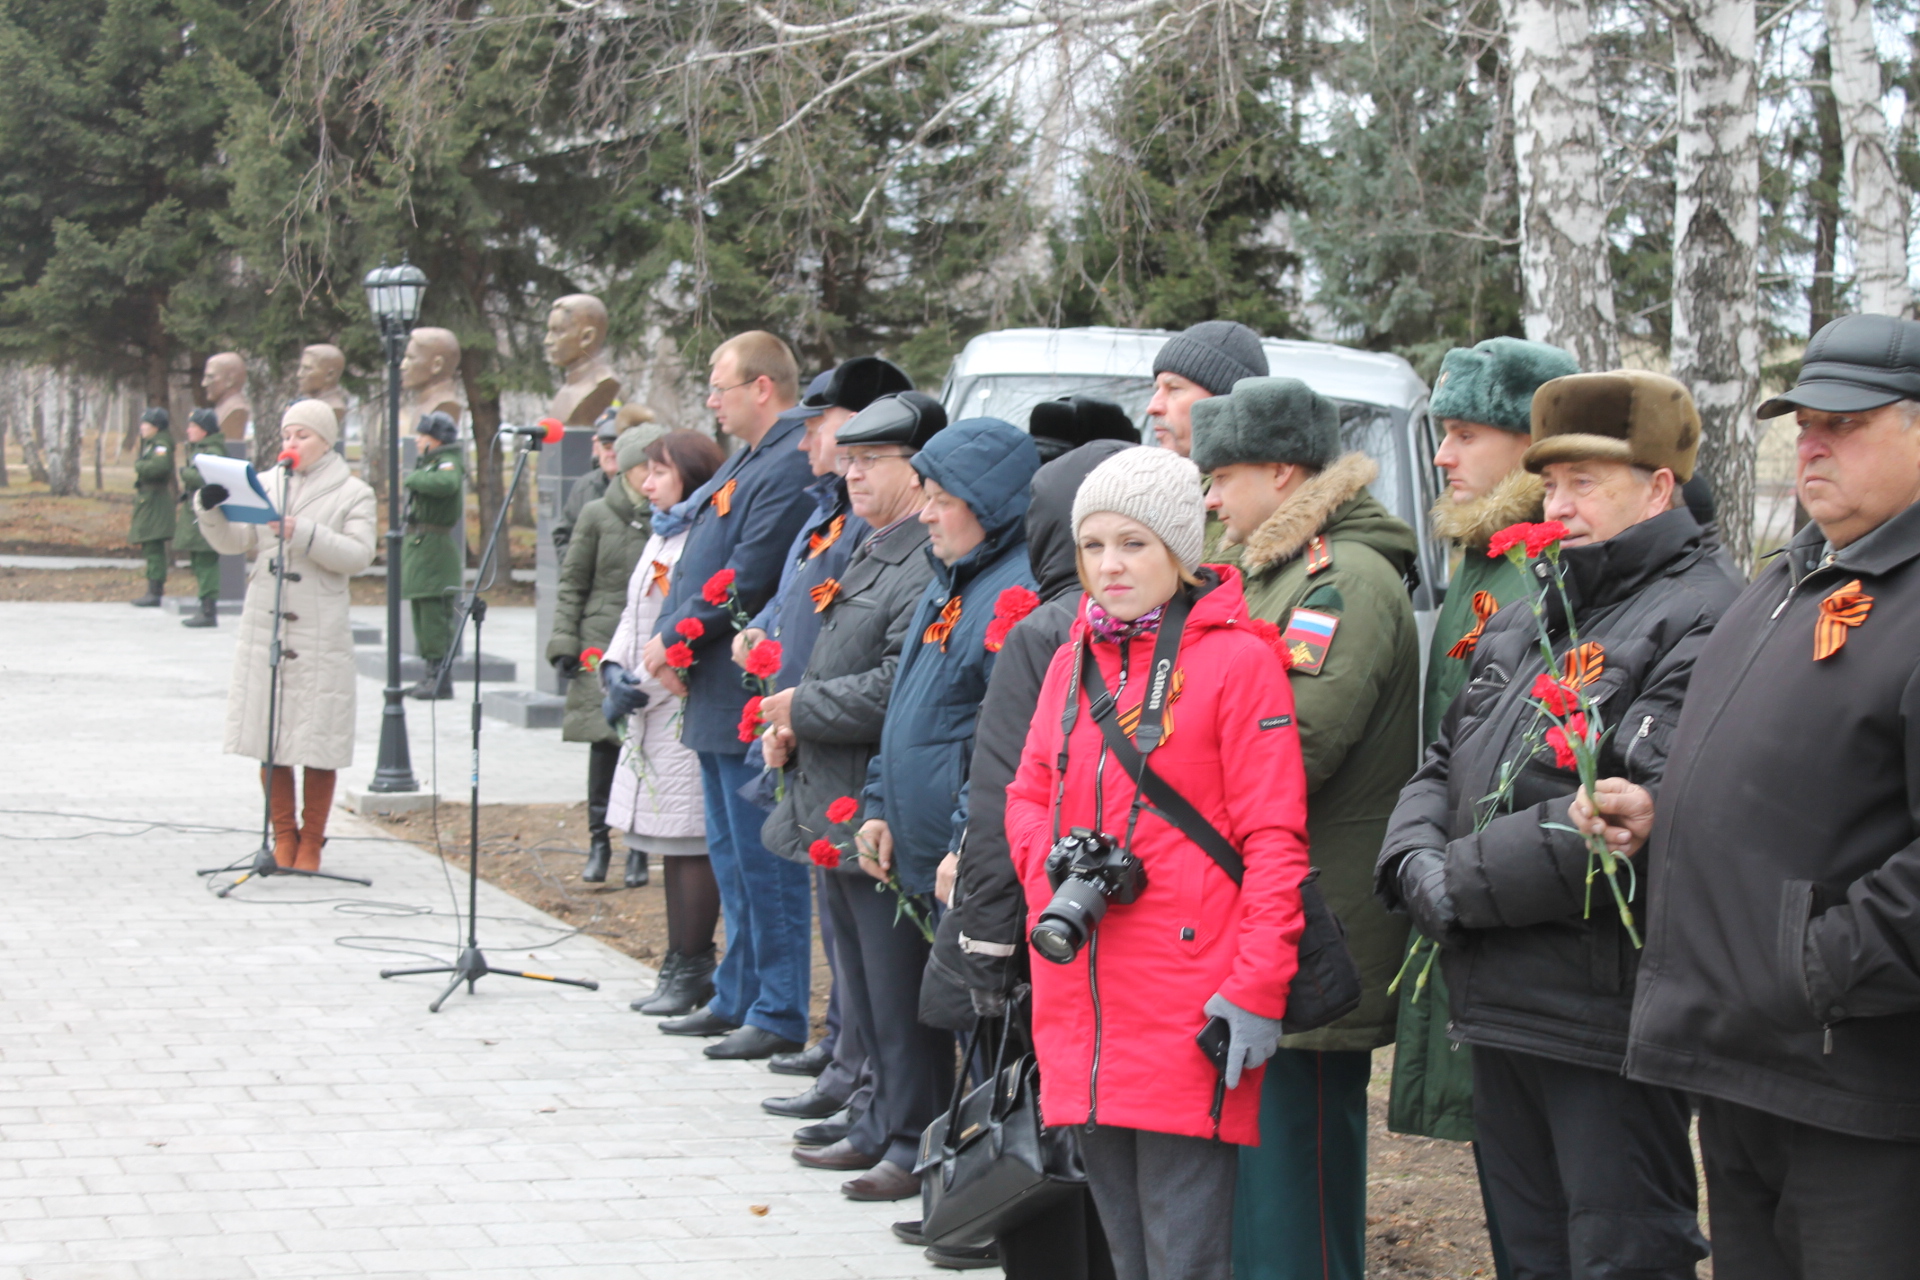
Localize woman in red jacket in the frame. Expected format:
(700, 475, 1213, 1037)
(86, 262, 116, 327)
(1004, 447, 1311, 1280)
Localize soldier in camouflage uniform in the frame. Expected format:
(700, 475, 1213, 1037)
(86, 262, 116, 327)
(402, 412, 466, 700)
(175, 409, 227, 629)
(128, 408, 177, 607)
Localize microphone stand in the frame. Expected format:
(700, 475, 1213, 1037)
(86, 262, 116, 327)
(380, 428, 597, 1011)
(202, 458, 373, 892)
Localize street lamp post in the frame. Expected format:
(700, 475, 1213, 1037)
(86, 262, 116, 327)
(363, 261, 429, 793)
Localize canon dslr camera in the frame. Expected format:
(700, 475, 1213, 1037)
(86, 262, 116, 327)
(1028, 828, 1147, 964)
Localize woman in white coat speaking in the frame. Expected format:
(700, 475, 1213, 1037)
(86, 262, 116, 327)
(196, 399, 377, 871)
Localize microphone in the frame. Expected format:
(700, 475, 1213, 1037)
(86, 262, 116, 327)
(275, 450, 299, 469)
(498, 418, 566, 444)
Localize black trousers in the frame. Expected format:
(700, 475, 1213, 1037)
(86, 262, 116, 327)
(1699, 1095, 1920, 1280)
(822, 870, 951, 1169)
(1473, 1045, 1707, 1280)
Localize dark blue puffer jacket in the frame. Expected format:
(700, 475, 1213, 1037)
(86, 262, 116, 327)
(862, 418, 1042, 894)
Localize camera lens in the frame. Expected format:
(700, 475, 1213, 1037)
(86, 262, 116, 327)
(1029, 878, 1111, 965)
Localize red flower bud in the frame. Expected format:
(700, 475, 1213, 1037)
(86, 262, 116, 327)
(738, 695, 764, 743)
(743, 639, 783, 679)
(675, 617, 705, 641)
(825, 796, 860, 826)
(702, 568, 737, 606)
(809, 839, 841, 869)
(664, 641, 695, 669)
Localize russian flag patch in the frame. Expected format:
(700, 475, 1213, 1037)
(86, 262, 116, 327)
(1281, 607, 1340, 676)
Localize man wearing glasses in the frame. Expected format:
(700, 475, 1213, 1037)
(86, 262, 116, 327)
(643, 331, 823, 1061)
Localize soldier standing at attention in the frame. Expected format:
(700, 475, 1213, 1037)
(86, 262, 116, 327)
(403, 412, 465, 701)
(176, 409, 228, 629)
(129, 407, 177, 607)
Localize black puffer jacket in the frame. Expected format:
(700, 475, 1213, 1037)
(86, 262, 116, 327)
(1377, 508, 1742, 1070)
(951, 439, 1137, 995)
(761, 516, 937, 866)
(1627, 501, 1920, 1139)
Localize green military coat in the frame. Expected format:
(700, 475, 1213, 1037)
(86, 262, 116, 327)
(1223, 452, 1421, 1053)
(401, 443, 465, 601)
(173, 431, 227, 553)
(128, 430, 177, 544)
(547, 478, 651, 744)
(1391, 466, 1542, 1141)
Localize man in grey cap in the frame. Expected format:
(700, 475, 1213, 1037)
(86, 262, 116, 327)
(552, 406, 622, 558)
(1147, 320, 1270, 457)
(1600, 313, 1920, 1278)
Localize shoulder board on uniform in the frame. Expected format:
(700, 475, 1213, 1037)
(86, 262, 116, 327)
(1305, 534, 1333, 576)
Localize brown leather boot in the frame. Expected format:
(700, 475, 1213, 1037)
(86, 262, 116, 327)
(263, 766, 299, 868)
(294, 768, 337, 871)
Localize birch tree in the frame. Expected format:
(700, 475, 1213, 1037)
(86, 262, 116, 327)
(1669, 0, 1760, 564)
(1825, 0, 1912, 315)
(1500, 0, 1619, 368)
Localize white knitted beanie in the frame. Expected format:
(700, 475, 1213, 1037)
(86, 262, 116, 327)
(281, 398, 340, 448)
(1070, 447, 1206, 571)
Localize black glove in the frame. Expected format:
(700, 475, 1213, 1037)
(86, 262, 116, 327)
(969, 987, 1007, 1018)
(198, 483, 229, 510)
(550, 653, 582, 678)
(1397, 848, 1465, 947)
(601, 662, 649, 724)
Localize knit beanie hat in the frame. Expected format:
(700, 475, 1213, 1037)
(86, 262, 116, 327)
(1430, 337, 1580, 434)
(614, 422, 669, 472)
(1151, 321, 1270, 396)
(281, 398, 339, 447)
(1189, 376, 1339, 473)
(1070, 447, 1206, 571)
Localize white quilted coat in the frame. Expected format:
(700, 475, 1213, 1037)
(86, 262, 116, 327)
(604, 530, 706, 840)
(197, 451, 377, 769)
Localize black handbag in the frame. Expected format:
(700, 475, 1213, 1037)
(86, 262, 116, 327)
(915, 1001, 1088, 1249)
(1082, 656, 1363, 1035)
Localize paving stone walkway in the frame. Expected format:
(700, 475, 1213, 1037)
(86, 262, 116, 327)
(0, 603, 939, 1279)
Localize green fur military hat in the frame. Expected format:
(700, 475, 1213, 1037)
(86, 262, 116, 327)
(1190, 376, 1339, 473)
(1430, 337, 1580, 434)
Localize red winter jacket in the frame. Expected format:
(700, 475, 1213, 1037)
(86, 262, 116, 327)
(1005, 567, 1310, 1144)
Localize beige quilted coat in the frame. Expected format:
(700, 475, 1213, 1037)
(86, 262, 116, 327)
(197, 451, 377, 769)
(603, 529, 705, 841)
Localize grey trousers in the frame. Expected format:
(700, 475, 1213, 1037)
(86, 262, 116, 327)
(1080, 1124, 1238, 1280)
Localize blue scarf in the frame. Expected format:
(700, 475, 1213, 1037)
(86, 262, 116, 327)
(650, 497, 698, 539)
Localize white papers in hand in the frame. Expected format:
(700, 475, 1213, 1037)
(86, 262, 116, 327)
(196, 455, 280, 524)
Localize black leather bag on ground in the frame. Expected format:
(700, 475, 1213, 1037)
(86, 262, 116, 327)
(916, 1004, 1088, 1249)
(1083, 661, 1362, 1034)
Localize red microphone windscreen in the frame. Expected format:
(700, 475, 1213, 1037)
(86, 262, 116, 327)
(539, 417, 564, 445)
(277, 450, 299, 465)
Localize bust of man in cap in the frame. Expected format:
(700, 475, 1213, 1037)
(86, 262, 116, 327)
(544, 294, 621, 426)
(297, 344, 350, 435)
(399, 327, 466, 427)
(201, 353, 252, 438)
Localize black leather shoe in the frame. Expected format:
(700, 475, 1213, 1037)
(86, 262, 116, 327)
(582, 832, 612, 883)
(761, 1083, 846, 1119)
(624, 848, 649, 888)
(793, 1138, 880, 1172)
(891, 1220, 927, 1247)
(659, 1005, 739, 1037)
(768, 1039, 833, 1077)
(637, 946, 715, 1016)
(705, 1025, 803, 1060)
(632, 953, 681, 1011)
(793, 1117, 850, 1147)
(927, 1243, 1000, 1270)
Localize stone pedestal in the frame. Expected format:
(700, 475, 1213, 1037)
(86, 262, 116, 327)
(481, 689, 567, 729)
(533, 428, 596, 697)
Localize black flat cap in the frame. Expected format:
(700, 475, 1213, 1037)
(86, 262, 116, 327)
(803, 356, 914, 413)
(1758, 313, 1920, 417)
(834, 391, 948, 450)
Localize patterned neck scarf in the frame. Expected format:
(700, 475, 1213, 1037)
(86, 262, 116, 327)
(1085, 599, 1166, 644)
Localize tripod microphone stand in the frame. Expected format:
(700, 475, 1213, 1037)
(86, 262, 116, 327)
(380, 420, 598, 1012)
(201, 454, 373, 894)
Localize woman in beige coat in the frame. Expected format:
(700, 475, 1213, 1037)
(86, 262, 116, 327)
(196, 399, 377, 870)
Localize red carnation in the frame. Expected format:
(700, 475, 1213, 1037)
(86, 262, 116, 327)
(579, 647, 605, 672)
(984, 585, 1041, 653)
(743, 639, 784, 679)
(809, 839, 842, 869)
(702, 568, 737, 606)
(1525, 521, 1571, 556)
(1530, 673, 1579, 718)
(738, 695, 764, 743)
(675, 617, 705, 641)
(1545, 712, 1589, 770)
(664, 641, 695, 669)
(825, 796, 860, 826)
(1487, 523, 1531, 559)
